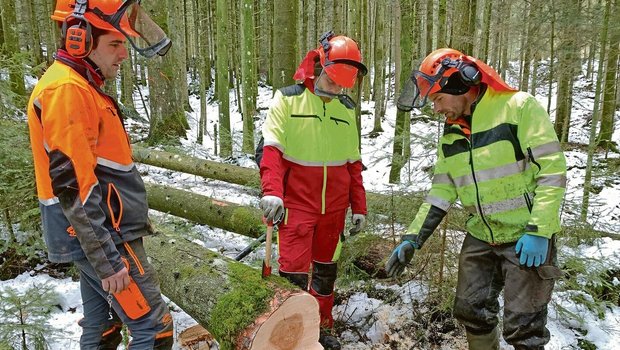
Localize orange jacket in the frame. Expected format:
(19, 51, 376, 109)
(27, 51, 149, 280)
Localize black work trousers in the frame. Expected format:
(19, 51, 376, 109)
(453, 234, 561, 350)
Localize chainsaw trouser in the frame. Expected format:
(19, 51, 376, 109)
(277, 207, 346, 328)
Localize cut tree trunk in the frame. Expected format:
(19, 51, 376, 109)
(134, 147, 423, 224)
(134, 146, 261, 188)
(144, 231, 323, 350)
(145, 183, 264, 238)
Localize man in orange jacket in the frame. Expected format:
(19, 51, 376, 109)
(27, 1, 172, 348)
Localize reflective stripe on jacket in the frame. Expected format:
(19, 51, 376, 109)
(260, 84, 367, 215)
(27, 58, 149, 279)
(408, 87, 566, 244)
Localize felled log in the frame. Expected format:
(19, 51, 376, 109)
(144, 231, 323, 350)
(133, 146, 423, 224)
(145, 183, 264, 238)
(133, 146, 261, 188)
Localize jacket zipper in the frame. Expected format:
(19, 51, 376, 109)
(527, 147, 541, 171)
(467, 135, 495, 243)
(107, 183, 123, 234)
(123, 242, 145, 275)
(523, 193, 533, 212)
(321, 102, 327, 214)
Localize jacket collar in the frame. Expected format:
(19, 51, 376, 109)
(54, 49, 105, 87)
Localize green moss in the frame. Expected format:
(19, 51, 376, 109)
(229, 207, 263, 238)
(178, 265, 200, 279)
(208, 263, 275, 349)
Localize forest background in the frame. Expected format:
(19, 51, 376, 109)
(1, 0, 619, 349)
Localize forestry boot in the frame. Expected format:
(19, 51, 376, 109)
(466, 327, 500, 350)
(319, 330, 341, 350)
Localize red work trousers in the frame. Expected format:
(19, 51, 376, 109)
(277, 207, 346, 328)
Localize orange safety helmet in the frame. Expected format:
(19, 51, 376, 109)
(52, 0, 171, 58)
(397, 48, 482, 111)
(397, 48, 517, 111)
(318, 32, 368, 89)
(52, 0, 138, 36)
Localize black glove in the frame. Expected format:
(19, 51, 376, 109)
(386, 234, 420, 277)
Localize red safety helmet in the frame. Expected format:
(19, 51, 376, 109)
(318, 32, 368, 89)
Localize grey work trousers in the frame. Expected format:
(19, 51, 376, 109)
(75, 238, 173, 349)
(453, 234, 562, 350)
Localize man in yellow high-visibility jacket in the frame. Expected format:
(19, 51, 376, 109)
(387, 48, 566, 350)
(258, 31, 368, 350)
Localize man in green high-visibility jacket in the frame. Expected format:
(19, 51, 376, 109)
(386, 48, 566, 350)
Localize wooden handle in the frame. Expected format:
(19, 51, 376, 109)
(264, 224, 273, 268)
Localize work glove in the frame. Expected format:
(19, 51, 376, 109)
(349, 214, 366, 236)
(386, 234, 420, 278)
(515, 233, 549, 267)
(259, 195, 284, 224)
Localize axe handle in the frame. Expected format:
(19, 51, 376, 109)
(264, 224, 273, 269)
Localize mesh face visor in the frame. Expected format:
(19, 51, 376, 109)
(314, 69, 357, 109)
(314, 59, 367, 109)
(100, 1, 171, 58)
(397, 70, 444, 111)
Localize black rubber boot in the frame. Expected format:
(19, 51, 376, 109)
(319, 331, 341, 350)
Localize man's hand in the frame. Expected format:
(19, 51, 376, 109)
(349, 214, 366, 235)
(259, 195, 284, 224)
(102, 267, 130, 294)
(515, 233, 549, 267)
(386, 235, 419, 277)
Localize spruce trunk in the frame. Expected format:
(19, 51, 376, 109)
(133, 147, 423, 224)
(144, 232, 322, 350)
(145, 183, 264, 238)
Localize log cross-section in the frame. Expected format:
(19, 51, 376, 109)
(144, 231, 323, 350)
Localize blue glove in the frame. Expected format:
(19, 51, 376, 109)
(515, 234, 549, 267)
(386, 235, 420, 277)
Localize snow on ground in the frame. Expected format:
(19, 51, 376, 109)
(2, 60, 620, 349)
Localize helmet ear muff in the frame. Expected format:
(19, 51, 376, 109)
(458, 63, 481, 86)
(439, 57, 481, 86)
(62, 18, 93, 58)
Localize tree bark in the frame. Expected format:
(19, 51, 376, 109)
(371, 1, 385, 134)
(145, 183, 264, 238)
(145, 0, 189, 143)
(120, 52, 135, 109)
(271, 0, 298, 91)
(24, 0, 43, 67)
(0, 0, 26, 96)
(583, 0, 614, 220)
(216, 0, 232, 156)
(437, 0, 447, 48)
(425, 0, 433, 55)
(133, 146, 423, 224)
(144, 231, 322, 350)
(241, 0, 257, 154)
(389, 0, 414, 184)
(133, 146, 261, 187)
(598, 0, 619, 150)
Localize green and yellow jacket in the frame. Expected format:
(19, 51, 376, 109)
(409, 86, 567, 245)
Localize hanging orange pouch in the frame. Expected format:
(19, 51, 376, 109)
(114, 257, 151, 320)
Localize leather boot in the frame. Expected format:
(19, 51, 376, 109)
(319, 330, 341, 350)
(466, 327, 500, 350)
